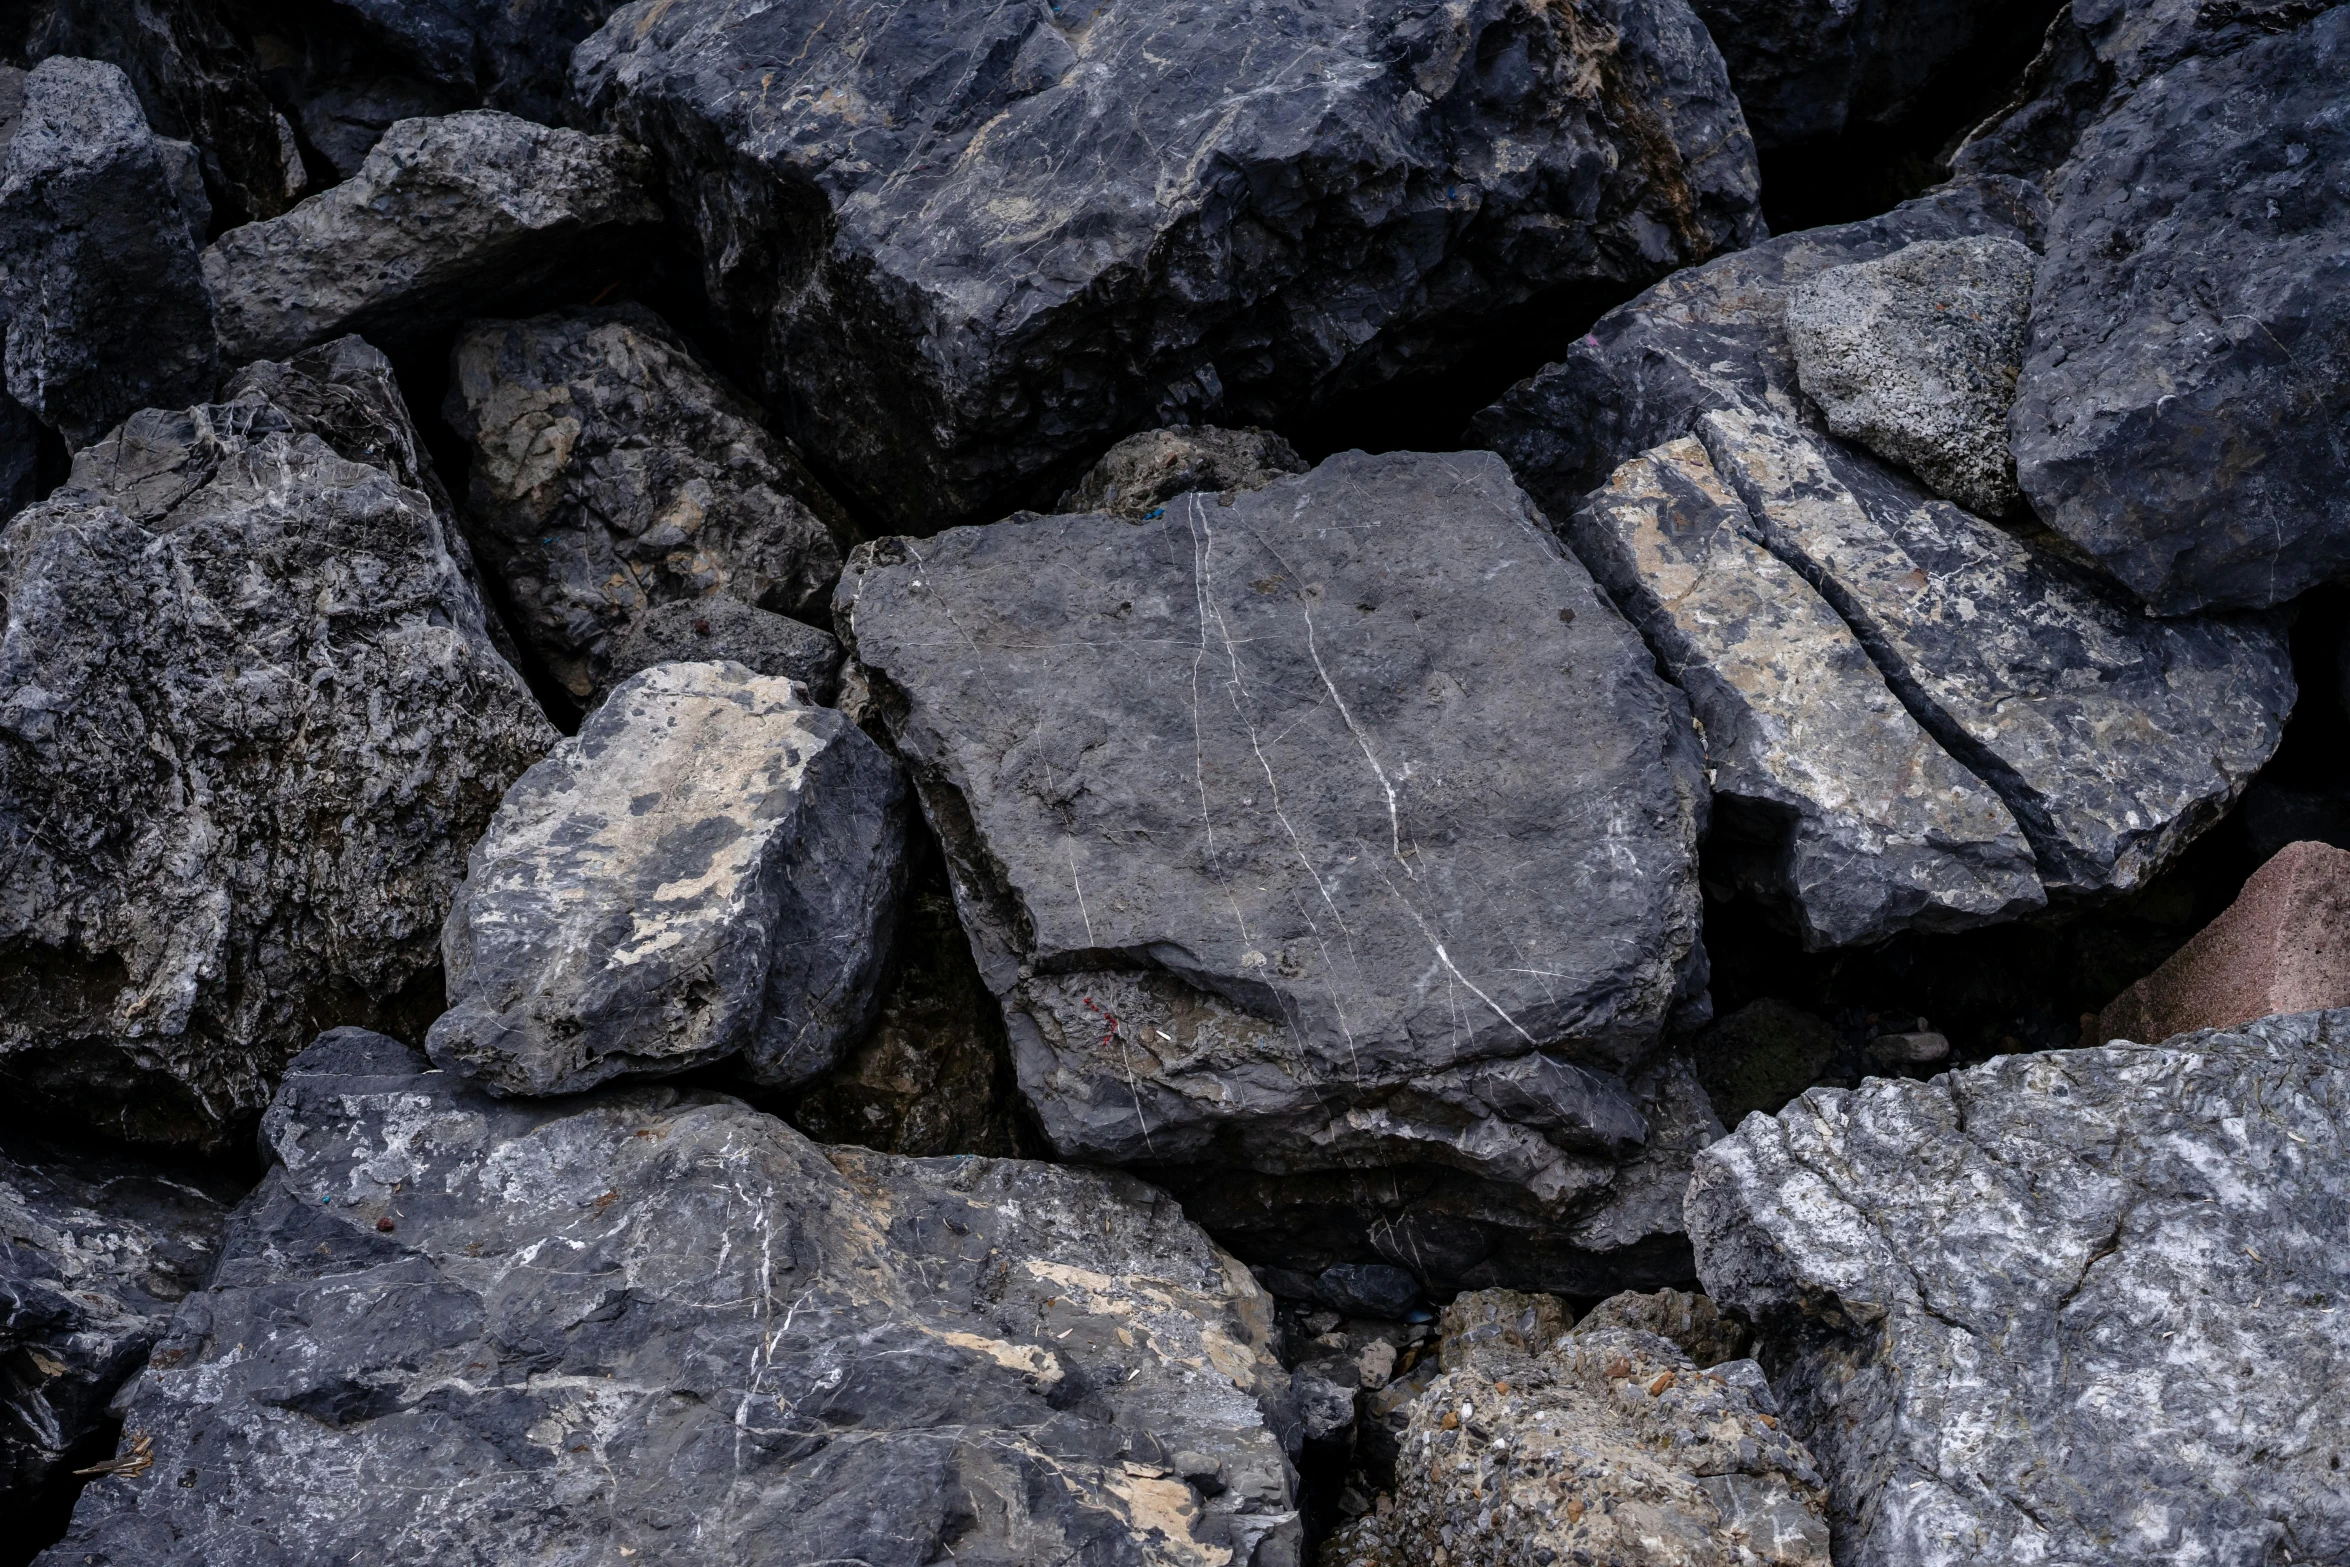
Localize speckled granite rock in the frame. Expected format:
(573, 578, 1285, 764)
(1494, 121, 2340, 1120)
(430, 662, 908, 1096)
(36, 1028, 1304, 1566)
(1689, 1007, 2350, 1567)
(1059, 427, 1311, 520)
(0, 336, 554, 1150)
(574, 0, 1762, 529)
(1572, 1288, 1751, 1371)
(445, 303, 848, 709)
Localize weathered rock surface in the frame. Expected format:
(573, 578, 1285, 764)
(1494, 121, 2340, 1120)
(0, 1132, 237, 1502)
(1689, 1007, 2350, 1566)
(1320, 1320, 1830, 1567)
(1691, 0, 2016, 148)
(1060, 427, 1311, 520)
(598, 596, 845, 709)
(0, 336, 554, 1149)
(431, 661, 908, 1097)
(1572, 1287, 1751, 1370)
(2003, 1, 2350, 613)
(1478, 180, 2295, 906)
(2092, 839, 2350, 1047)
(38, 1028, 1304, 1566)
(575, 0, 1764, 529)
(445, 303, 847, 707)
(840, 449, 1712, 1291)
(1784, 235, 2035, 516)
(1571, 436, 2041, 947)
(0, 57, 216, 449)
(203, 109, 661, 364)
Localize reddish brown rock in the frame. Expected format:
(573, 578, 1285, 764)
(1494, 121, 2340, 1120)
(2092, 841, 2350, 1046)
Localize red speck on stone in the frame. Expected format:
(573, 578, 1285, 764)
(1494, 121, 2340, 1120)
(376, 1217, 397, 1232)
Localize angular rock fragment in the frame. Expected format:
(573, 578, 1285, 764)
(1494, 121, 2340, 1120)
(431, 662, 908, 1097)
(0, 57, 216, 449)
(203, 110, 661, 364)
(444, 303, 847, 706)
(0, 337, 554, 1149)
(1572, 436, 2042, 945)
(2092, 839, 2350, 1047)
(1784, 234, 2035, 516)
(1692, 0, 2019, 148)
(841, 449, 1712, 1291)
(1060, 426, 1310, 520)
(38, 1029, 1303, 1566)
(1689, 1007, 2350, 1567)
(575, 0, 1763, 529)
(0, 1132, 237, 1503)
(598, 596, 844, 709)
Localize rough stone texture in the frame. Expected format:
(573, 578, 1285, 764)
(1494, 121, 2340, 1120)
(0, 337, 555, 1150)
(1436, 1287, 1571, 1372)
(1319, 1324, 1830, 1567)
(1784, 235, 2036, 517)
(2004, 1, 2350, 613)
(1572, 1288, 1751, 1370)
(1691, 0, 2014, 147)
(1475, 182, 2295, 904)
(430, 662, 909, 1097)
(203, 110, 662, 365)
(840, 449, 1712, 1293)
(598, 595, 845, 710)
(0, 1132, 237, 1503)
(1060, 427, 1311, 520)
(1690, 1000, 1843, 1128)
(0, 57, 216, 450)
(1688, 1007, 2350, 1567)
(444, 303, 848, 708)
(38, 1028, 1305, 1567)
(575, 0, 1764, 530)
(2092, 839, 2350, 1047)
(1571, 436, 2041, 947)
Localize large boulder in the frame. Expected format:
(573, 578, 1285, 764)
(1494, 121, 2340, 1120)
(1688, 1007, 2350, 1566)
(838, 448, 1714, 1292)
(203, 109, 662, 365)
(429, 661, 910, 1097)
(443, 303, 848, 709)
(0, 1132, 237, 1505)
(573, 0, 1764, 530)
(1690, 0, 2015, 148)
(0, 336, 555, 1150)
(37, 1028, 1305, 1566)
(0, 57, 217, 449)
(1475, 180, 2295, 915)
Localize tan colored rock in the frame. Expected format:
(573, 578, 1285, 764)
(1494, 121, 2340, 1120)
(1574, 1287, 1751, 1369)
(2092, 840, 2350, 1046)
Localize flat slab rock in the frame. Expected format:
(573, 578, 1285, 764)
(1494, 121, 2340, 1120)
(39, 1028, 1303, 1567)
(0, 336, 555, 1149)
(1688, 1007, 2350, 1567)
(430, 661, 909, 1097)
(840, 449, 1710, 1290)
(574, 0, 1762, 529)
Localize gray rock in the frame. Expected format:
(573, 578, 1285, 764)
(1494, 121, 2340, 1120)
(598, 596, 844, 708)
(444, 303, 848, 707)
(1477, 180, 2295, 905)
(0, 388, 38, 523)
(1570, 1286, 1751, 1370)
(1688, 1007, 2350, 1567)
(575, 0, 1763, 530)
(1570, 435, 2043, 947)
(203, 110, 662, 365)
(2006, 1, 2350, 613)
(431, 661, 909, 1097)
(0, 1133, 237, 1503)
(839, 449, 1711, 1290)
(0, 336, 554, 1150)
(1692, 0, 2014, 148)
(0, 57, 216, 449)
(1785, 235, 2036, 517)
(1060, 427, 1311, 520)
(1320, 1323, 1830, 1567)
(37, 1028, 1304, 1566)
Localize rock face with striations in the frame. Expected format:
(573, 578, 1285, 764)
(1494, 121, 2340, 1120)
(1689, 1007, 2350, 1567)
(574, 0, 1764, 529)
(37, 1027, 1304, 1567)
(0, 1132, 238, 1503)
(0, 336, 555, 1149)
(430, 661, 909, 1097)
(203, 110, 662, 365)
(0, 57, 217, 450)
(444, 303, 848, 708)
(840, 449, 1713, 1292)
